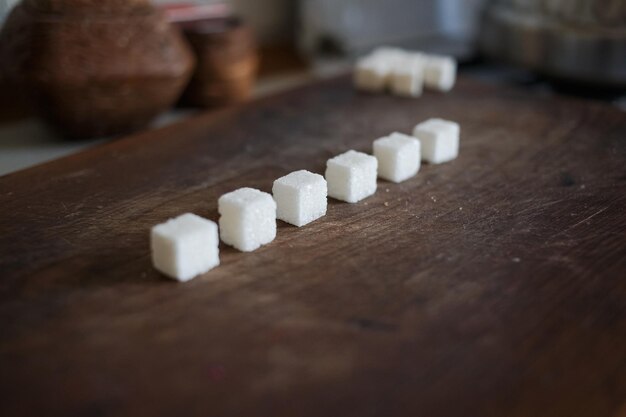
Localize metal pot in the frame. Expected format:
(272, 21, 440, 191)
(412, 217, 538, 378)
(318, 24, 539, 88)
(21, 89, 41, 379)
(481, 0, 626, 87)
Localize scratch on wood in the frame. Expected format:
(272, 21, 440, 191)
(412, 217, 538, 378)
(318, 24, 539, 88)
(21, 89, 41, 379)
(515, 198, 566, 216)
(551, 206, 610, 240)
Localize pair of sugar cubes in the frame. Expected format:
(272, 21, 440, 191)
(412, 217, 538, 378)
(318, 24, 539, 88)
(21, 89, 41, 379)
(151, 117, 460, 282)
(213, 170, 329, 250)
(220, 169, 329, 249)
(355, 47, 457, 96)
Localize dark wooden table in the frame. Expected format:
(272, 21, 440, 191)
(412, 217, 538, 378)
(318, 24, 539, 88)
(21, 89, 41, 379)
(1, 76, 625, 417)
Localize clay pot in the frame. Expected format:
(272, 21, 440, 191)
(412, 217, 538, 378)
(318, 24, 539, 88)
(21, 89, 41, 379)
(180, 17, 258, 107)
(0, 0, 195, 138)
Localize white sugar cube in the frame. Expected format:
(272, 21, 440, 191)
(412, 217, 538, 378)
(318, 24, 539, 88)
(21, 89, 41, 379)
(151, 213, 219, 282)
(413, 118, 460, 164)
(218, 187, 276, 252)
(373, 132, 421, 183)
(390, 55, 425, 97)
(273, 170, 327, 227)
(354, 56, 390, 93)
(424, 55, 456, 92)
(325, 150, 378, 203)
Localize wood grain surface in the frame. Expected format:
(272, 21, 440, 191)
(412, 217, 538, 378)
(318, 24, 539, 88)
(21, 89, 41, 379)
(1, 75, 625, 417)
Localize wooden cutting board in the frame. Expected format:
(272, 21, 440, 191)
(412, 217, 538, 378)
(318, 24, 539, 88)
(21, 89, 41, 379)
(1, 75, 625, 417)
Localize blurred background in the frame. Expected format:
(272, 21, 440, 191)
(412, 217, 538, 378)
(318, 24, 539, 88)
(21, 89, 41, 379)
(0, 0, 624, 175)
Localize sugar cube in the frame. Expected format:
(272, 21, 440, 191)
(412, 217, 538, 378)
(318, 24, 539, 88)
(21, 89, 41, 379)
(218, 187, 276, 252)
(373, 132, 421, 182)
(273, 170, 327, 227)
(390, 55, 425, 97)
(354, 56, 390, 93)
(424, 55, 457, 92)
(412, 118, 460, 164)
(325, 150, 378, 203)
(151, 213, 220, 282)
